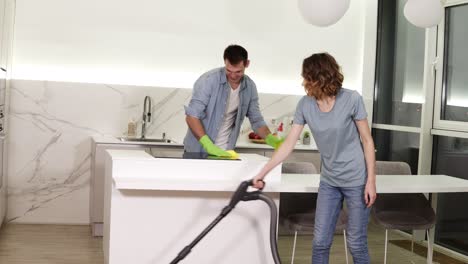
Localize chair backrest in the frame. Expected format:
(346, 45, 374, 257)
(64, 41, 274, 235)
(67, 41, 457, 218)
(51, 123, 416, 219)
(280, 162, 318, 217)
(373, 160, 436, 230)
(376, 160, 412, 175)
(282, 162, 318, 174)
(374, 160, 413, 212)
(283, 152, 321, 172)
(282, 162, 347, 233)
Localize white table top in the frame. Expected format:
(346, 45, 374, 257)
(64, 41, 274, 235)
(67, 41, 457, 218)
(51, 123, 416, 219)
(277, 174, 468, 193)
(106, 149, 468, 193)
(113, 172, 468, 193)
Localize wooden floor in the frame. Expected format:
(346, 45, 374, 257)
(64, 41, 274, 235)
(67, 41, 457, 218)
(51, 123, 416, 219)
(278, 222, 464, 264)
(0, 222, 464, 263)
(0, 224, 103, 264)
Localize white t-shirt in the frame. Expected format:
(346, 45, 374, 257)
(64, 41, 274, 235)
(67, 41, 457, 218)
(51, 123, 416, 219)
(215, 84, 240, 149)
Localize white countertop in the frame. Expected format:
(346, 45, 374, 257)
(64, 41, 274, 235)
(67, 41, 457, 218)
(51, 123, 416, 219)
(113, 172, 468, 194)
(92, 135, 318, 150)
(107, 149, 282, 189)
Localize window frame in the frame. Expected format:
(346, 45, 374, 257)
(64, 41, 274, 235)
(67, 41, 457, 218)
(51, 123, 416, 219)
(433, 0, 468, 132)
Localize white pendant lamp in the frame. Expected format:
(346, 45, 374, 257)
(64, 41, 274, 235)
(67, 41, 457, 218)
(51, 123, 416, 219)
(404, 0, 443, 28)
(298, 0, 350, 27)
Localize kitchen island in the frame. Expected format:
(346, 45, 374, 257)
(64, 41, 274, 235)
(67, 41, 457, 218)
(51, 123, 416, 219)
(103, 149, 282, 264)
(91, 135, 319, 237)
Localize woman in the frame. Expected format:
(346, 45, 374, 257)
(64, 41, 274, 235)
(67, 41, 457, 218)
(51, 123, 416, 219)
(253, 53, 376, 263)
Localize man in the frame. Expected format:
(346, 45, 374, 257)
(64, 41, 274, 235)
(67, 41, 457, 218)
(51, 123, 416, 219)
(183, 44, 283, 157)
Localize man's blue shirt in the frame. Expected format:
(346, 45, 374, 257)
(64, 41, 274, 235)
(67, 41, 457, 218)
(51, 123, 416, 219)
(184, 67, 266, 152)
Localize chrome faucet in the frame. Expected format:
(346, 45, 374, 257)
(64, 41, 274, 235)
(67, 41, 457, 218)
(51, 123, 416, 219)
(141, 96, 152, 139)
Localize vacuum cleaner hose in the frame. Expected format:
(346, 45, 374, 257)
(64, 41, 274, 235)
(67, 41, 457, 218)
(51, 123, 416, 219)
(170, 180, 282, 264)
(258, 193, 282, 264)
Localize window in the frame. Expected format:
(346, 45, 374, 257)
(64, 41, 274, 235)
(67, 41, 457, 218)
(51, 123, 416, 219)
(374, 0, 425, 127)
(434, 3, 468, 131)
(373, 129, 420, 174)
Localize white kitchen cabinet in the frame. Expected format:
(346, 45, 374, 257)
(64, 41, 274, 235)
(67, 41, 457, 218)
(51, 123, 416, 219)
(0, 0, 14, 229)
(0, 135, 5, 227)
(0, 0, 13, 69)
(90, 143, 150, 236)
(0, 0, 5, 69)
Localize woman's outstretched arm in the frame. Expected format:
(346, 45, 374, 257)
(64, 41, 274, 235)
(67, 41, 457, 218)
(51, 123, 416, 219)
(252, 124, 304, 189)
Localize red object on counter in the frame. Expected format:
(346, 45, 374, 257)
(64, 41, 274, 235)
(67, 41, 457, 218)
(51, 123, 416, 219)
(248, 131, 262, 139)
(278, 123, 283, 133)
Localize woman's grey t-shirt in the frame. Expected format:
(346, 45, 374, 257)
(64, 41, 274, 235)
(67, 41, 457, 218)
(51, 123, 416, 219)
(294, 88, 368, 187)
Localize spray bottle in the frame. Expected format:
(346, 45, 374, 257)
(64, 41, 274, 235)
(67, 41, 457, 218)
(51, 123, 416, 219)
(277, 122, 284, 139)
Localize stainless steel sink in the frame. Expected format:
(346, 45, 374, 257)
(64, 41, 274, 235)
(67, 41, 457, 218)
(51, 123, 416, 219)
(117, 137, 173, 143)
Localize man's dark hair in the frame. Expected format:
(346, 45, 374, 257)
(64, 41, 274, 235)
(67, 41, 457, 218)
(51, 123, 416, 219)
(223, 45, 248, 65)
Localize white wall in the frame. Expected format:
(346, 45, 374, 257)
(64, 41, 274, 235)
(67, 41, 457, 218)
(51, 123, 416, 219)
(6, 1, 375, 224)
(12, 0, 367, 94)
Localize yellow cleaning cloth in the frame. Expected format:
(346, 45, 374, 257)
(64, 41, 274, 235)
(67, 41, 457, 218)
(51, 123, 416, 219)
(226, 150, 239, 159)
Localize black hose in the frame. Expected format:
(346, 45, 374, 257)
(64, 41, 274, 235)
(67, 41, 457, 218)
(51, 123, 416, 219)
(169, 180, 281, 264)
(258, 193, 282, 264)
(242, 192, 281, 264)
(169, 210, 229, 264)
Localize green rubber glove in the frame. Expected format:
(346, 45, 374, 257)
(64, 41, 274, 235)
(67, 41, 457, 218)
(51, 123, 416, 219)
(199, 135, 232, 157)
(265, 134, 284, 150)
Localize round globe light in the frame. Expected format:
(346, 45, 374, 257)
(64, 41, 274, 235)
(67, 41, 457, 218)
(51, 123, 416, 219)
(404, 0, 443, 28)
(298, 0, 350, 27)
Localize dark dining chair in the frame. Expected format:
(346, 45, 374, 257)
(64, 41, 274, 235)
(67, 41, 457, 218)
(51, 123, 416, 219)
(372, 161, 436, 264)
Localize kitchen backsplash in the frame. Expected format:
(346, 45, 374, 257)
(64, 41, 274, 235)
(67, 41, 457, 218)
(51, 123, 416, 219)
(7, 79, 304, 223)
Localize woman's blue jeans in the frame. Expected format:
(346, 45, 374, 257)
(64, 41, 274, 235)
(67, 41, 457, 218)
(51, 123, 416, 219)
(312, 181, 371, 264)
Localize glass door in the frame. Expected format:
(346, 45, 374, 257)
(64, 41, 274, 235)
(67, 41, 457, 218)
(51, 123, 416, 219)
(432, 133, 468, 255)
(434, 2, 468, 131)
(373, 0, 425, 173)
(431, 0, 468, 256)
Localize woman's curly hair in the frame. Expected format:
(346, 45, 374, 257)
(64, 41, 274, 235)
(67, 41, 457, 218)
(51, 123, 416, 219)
(302, 53, 343, 100)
